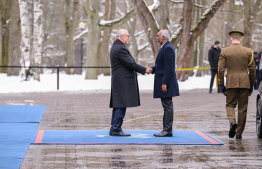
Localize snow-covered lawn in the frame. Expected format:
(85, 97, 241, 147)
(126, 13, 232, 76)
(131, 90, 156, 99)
(0, 72, 213, 93)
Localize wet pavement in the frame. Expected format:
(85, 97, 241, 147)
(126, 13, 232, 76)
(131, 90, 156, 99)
(0, 89, 261, 168)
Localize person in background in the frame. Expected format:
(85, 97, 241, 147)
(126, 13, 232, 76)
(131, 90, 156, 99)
(258, 48, 262, 60)
(208, 40, 221, 93)
(254, 52, 260, 90)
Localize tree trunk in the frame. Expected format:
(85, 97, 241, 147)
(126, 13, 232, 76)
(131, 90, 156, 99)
(85, 0, 100, 79)
(0, 10, 2, 66)
(243, 0, 251, 48)
(177, 0, 192, 81)
(97, 0, 115, 75)
(177, 0, 226, 81)
(157, 0, 170, 30)
(224, 1, 234, 47)
(189, 0, 200, 77)
(65, 0, 79, 74)
(131, 0, 160, 59)
(128, 16, 139, 62)
(19, 0, 32, 80)
(31, 0, 43, 81)
(196, 0, 206, 77)
(196, 30, 205, 76)
(7, 0, 21, 76)
(0, 0, 11, 73)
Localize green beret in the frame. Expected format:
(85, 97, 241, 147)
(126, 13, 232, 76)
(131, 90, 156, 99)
(229, 30, 244, 37)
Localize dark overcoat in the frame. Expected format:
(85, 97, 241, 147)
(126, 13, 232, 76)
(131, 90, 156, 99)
(110, 39, 146, 108)
(151, 41, 180, 98)
(208, 46, 221, 71)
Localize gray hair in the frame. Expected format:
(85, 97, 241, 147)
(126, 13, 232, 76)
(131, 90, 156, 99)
(116, 29, 127, 38)
(161, 29, 170, 40)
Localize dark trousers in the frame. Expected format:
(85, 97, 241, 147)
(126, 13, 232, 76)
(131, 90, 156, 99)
(161, 97, 173, 133)
(254, 70, 260, 90)
(110, 108, 126, 132)
(210, 70, 221, 92)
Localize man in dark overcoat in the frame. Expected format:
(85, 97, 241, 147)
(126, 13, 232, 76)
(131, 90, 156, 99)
(149, 29, 180, 137)
(109, 29, 151, 136)
(208, 40, 221, 93)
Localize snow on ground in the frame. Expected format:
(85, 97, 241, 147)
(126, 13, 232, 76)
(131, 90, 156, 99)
(0, 72, 214, 93)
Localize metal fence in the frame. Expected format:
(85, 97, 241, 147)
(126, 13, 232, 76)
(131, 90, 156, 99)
(0, 65, 111, 90)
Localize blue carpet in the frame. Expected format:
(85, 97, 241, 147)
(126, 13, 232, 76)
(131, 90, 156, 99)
(0, 159, 24, 169)
(31, 130, 223, 145)
(0, 123, 38, 159)
(0, 106, 46, 169)
(0, 105, 46, 123)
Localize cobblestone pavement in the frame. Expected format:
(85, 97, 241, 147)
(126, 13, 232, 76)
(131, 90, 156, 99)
(0, 89, 261, 168)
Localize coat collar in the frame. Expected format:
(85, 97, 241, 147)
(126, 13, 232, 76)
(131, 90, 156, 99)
(156, 41, 170, 62)
(232, 43, 241, 46)
(114, 39, 125, 46)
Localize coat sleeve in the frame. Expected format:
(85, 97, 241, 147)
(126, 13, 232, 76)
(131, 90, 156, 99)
(162, 47, 175, 85)
(117, 46, 146, 74)
(208, 49, 214, 69)
(248, 49, 256, 87)
(151, 66, 156, 74)
(218, 50, 226, 86)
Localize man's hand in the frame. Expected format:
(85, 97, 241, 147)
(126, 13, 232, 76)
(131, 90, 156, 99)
(249, 86, 253, 96)
(146, 67, 152, 74)
(162, 84, 167, 93)
(220, 85, 227, 96)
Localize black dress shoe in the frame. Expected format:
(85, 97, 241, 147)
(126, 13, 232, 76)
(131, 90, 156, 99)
(229, 122, 237, 138)
(109, 131, 131, 136)
(236, 135, 242, 139)
(154, 131, 173, 137)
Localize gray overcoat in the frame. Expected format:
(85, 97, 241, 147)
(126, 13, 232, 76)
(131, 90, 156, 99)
(109, 39, 146, 108)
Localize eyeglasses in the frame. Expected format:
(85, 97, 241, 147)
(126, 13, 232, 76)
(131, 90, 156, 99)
(124, 35, 130, 38)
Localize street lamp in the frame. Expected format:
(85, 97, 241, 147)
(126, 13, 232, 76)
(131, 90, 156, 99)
(79, 22, 85, 74)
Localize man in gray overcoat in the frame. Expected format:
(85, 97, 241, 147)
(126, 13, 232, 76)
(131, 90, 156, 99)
(109, 29, 151, 136)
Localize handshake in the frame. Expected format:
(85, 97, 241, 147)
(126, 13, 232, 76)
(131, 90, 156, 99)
(146, 67, 152, 74)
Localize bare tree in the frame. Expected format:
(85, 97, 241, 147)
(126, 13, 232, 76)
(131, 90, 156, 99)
(65, 0, 79, 74)
(243, 0, 261, 48)
(224, 0, 234, 47)
(156, 0, 170, 30)
(31, 0, 43, 81)
(0, 0, 11, 73)
(132, 0, 226, 81)
(85, 0, 101, 79)
(97, 0, 116, 75)
(7, 0, 21, 76)
(243, 0, 252, 48)
(85, 0, 135, 79)
(0, 8, 2, 67)
(131, 0, 160, 58)
(19, 0, 32, 80)
(177, 0, 193, 80)
(176, 0, 226, 81)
